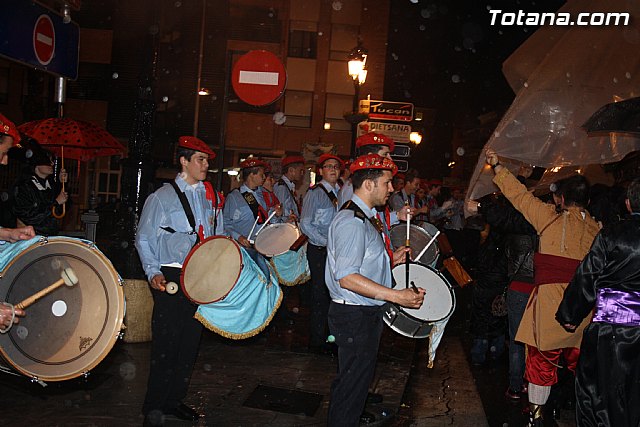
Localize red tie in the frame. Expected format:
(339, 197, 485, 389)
(376, 212, 394, 264)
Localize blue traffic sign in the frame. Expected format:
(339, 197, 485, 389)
(0, 0, 79, 80)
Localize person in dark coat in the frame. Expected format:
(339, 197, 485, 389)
(11, 140, 67, 236)
(556, 177, 640, 427)
(470, 194, 509, 365)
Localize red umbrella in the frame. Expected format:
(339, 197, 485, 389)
(17, 118, 125, 161)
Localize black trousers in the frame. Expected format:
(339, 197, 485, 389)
(327, 302, 384, 427)
(307, 244, 331, 347)
(142, 267, 203, 415)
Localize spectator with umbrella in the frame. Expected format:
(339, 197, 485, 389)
(10, 137, 68, 236)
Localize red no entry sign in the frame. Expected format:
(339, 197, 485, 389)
(33, 14, 55, 65)
(231, 50, 287, 107)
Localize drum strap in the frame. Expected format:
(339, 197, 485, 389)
(278, 178, 300, 213)
(341, 201, 394, 263)
(241, 190, 267, 223)
(169, 180, 201, 245)
(314, 183, 338, 208)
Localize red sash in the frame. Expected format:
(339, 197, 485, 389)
(533, 252, 580, 285)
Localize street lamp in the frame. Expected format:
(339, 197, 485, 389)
(346, 43, 368, 159)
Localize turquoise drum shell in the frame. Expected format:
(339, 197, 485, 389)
(269, 246, 310, 287)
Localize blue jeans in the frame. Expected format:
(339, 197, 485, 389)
(507, 288, 530, 390)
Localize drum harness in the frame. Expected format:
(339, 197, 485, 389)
(161, 180, 220, 246)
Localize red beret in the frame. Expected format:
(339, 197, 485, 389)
(0, 113, 21, 144)
(395, 172, 405, 180)
(239, 157, 269, 170)
(355, 132, 394, 152)
(178, 136, 216, 157)
(350, 153, 398, 176)
(318, 153, 343, 168)
(282, 155, 305, 168)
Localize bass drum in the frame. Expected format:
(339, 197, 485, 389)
(0, 237, 125, 382)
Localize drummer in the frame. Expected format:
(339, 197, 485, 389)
(260, 164, 279, 211)
(274, 155, 305, 221)
(135, 135, 224, 425)
(299, 153, 343, 353)
(326, 153, 425, 425)
(0, 114, 33, 331)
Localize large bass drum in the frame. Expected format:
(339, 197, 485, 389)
(0, 237, 125, 383)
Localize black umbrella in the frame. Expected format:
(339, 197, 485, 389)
(582, 96, 640, 134)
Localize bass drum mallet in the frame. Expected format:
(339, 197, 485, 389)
(15, 267, 79, 310)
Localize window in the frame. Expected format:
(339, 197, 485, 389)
(324, 93, 352, 131)
(289, 30, 317, 59)
(92, 155, 121, 205)
(284, 90, 313, 128)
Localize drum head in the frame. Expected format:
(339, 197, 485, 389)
(0, 238, 124, 382)
(390, 223, 439, 266)
(253, 223, 299, 257)
(181, 236, 242, 304)
(391, 263, 455, 322)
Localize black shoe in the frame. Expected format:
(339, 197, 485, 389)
(366, 392, 383, 404)
(359, 410, 376, 424)
(164, 403, 201, 421)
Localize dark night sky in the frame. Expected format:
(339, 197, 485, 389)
(384, 0, 565, 179)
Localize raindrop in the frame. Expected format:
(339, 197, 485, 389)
(566, 72, 571, 78)
(392, 53, 399, 60)
(112, 72, 119, 79)
(174, 1, 182, 6)
(410, 0, 418, 3)
(456, 147, 465, 156)
(332, 1, 342, 11)
(162, 96, 169, 102)
(454, 46, 462, 52)
(0, 192, 8, 202)
(498, 30, 503, 35)
(419, 25, 426, 31)
(327, 335, 336, 343)
(203, 363, 212, 372)
(451, 74, 461, 83)
(148, 25, 159, 36)
(347, 337, 353, 343)
(444, 152, 450, 159)
(613, 77, 618, 83)
(292, 307, 299, 314)
(523, 82, 529, 88)
(296, 381, 304, 388)
(211, 95, 218, 101)
(421, 9, 431, 18)
(318, 31, 323, 36)
(626, 72, 632, 79)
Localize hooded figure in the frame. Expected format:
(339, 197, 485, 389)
(10, 137, 67, 236)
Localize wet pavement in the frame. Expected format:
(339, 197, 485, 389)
(0, 285, 578, 427)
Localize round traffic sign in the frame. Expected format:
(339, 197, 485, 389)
(231, 50, 286, 107)
(33, 14, 56, 66)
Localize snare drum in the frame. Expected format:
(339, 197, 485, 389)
(254, 223, 299, 257)
(383, 263, 455, 339)
(254, 223, 310, 286)
(181, 236, 282, 339)
(389, 223, 440, 267)
(0, 237, 125, 382)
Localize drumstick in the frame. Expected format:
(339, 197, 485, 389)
(415, 230, 441, 263)
(15, 268, 78, 310)
(255, 209, 278, 237)
(247, 215, 260, 242)
(405, 202, 411, 290)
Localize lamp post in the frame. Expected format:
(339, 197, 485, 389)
(346, 43, 368, 159)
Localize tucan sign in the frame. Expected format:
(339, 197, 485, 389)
(359, 99, 414, 122)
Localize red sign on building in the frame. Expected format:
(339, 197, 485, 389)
(33, 14, 55, 66)
(231, 50, 287, 107)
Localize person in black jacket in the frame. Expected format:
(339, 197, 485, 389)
(470, 194, 509, 365)
(11, 141, 67, 236)
(556, 177, 640, 427)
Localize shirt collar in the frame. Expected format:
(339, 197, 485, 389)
(240, 184, 256, 194)
(282, 175, 295, 189)
(351, 194, 375, 218)
(175, 174, 202, 191)
(320, 179, 339, 193)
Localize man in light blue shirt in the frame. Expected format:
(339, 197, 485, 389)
(300, 153, 342, 352)
(326, 153, 425, 426)
(274, 154, 305, 220)
(135, 136, 224, 425)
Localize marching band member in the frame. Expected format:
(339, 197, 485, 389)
(326, 153, 424, 426)
(135, 136, 224, 425)
(274, 155, 305, 221)
(389, 168, 429, 218)
(299, 153, 343, 353)
(260, 164, 280, 211)
(0, 113, 31, 331)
